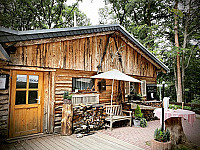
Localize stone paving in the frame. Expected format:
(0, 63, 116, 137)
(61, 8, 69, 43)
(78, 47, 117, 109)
(99, 118, 200, 150)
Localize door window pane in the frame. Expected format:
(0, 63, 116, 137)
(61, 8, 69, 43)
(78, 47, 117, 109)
(15, 91, 26, 105)
(16, 75, 27, 88)
(28, 91, 38, 104)
(29, 75, 38, 88)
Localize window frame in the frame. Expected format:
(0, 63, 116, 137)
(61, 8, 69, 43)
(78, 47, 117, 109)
(72, 77, 94, 92)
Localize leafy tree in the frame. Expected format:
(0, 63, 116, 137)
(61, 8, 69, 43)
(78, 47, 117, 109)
(101, 0, 200, 103)
(0, 0, 90, 30)
(101, 0, 173, 53)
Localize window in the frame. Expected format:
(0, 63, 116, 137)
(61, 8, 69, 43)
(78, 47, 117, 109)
(15, 74, 39, 105)
(124, 81, 130, 95)
(141, 80, 147, 96)
(98, 79, 106, 92)
(72, 78, 94, 91)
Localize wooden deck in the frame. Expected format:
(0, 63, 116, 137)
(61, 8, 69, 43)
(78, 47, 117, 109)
(0, 133, 143, 150)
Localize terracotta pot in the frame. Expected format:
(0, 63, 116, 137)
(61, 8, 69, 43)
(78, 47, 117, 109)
(151, 139, 172, 150)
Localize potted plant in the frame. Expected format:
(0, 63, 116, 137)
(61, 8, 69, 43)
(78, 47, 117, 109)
(151, 128, 171, 150)
(133, 104, 143, 127)
(140, 118, 147, 128)
(63, 91, 72, 102)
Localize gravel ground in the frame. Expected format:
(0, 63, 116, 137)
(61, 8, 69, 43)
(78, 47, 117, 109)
(99, 118, 200, 150)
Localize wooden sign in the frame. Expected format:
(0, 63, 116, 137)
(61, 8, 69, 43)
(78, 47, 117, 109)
(147, 84, 157, 100)
(0, 74, 9, 89)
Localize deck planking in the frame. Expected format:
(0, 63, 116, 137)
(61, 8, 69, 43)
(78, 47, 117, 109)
(0, 133, 143, 150)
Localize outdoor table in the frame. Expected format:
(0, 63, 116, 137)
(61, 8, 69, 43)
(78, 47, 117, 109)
(154, 108, 196, 145)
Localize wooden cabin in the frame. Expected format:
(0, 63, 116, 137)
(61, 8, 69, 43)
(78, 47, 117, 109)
(0, 24, 169, 138)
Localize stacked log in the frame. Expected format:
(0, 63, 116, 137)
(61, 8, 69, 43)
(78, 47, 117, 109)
(73, 104, 105, 134)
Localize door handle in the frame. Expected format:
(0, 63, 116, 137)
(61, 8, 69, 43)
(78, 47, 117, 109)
(36, 96, 40, 104)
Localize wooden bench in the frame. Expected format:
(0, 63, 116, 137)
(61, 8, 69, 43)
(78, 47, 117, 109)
(105, 105, 132, 130)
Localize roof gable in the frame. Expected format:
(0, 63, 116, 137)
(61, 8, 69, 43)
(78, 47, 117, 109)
(0, 24, 169, 72)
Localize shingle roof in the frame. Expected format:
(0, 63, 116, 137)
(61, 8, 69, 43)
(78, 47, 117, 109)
(0, 24, 169, 72)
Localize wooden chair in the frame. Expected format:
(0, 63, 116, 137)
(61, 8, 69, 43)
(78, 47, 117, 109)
(105, 105, 132, 130)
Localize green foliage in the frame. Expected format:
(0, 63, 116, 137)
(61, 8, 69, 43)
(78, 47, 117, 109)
(67, 94, 72, 100)
(168, 104, 192, 110)
(132, 94, 142, 100)
(174, 144, 189, 150)
(183, 106, 192, 110)
(169, 104, 179, 110)
(63, 91, 69, 99)
(140, 118, 147, 128)
(0, 0, 90, 30)
(134, 105, 143, 120)
(154, 128, 170, 142)
(63, 91, 72, 100)
(191, 95, 200, 104)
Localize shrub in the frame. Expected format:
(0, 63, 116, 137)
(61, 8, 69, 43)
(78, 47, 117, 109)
(140, 118, 147, 128)
(183, 106, 192, 110)
(169, 104, 192, 110)
(63, 91, 72, 100)
(154, 128, 170, 142)
(63, 91, 69, 99)
(134, 104, 143, 120)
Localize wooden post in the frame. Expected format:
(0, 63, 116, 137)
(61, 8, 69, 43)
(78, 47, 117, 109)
(61, 99, 73, 136)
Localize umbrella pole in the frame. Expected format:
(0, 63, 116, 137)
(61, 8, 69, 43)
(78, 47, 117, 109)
(110, 79, 114, 130)
(111, 79, 114, 108)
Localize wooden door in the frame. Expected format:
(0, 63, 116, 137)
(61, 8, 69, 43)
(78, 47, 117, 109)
(9, 70, 43, 137)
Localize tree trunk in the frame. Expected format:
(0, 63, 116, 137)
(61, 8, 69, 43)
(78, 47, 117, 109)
(182, 0, 191, 103)
(165, 117, 187, 146)
(174, 62, 178, 95)
(174, 1, 182, 102)
(61, 103, 73, 136)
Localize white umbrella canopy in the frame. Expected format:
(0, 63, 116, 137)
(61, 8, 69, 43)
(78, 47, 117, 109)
(91, 69, 141, 83)
(91, 69, 141, 108)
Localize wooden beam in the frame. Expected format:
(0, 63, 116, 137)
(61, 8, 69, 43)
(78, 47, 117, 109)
(49, 71, 56, 133)
(14, 31, 115, 47)
(3, 65, 56, 72)
(43, 72, 49, 133)
(113, 36, 124, 72)
(97, 34, 112, 73)
(115, 32, 162, 70)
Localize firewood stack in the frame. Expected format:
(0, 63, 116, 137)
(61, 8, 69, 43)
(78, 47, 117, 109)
(73, 104, 106, 134)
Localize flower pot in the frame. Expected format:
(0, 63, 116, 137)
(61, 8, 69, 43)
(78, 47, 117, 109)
(151, 139, 171, 150)
(133, 119, 140, 127)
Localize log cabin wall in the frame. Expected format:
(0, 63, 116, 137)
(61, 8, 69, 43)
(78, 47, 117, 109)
(0, 60, 10, 138)
(54, 69, 120, 132)
(10, 32, 157, 80)
(55, 69, 120, 103)
(3, 31, 159, 136)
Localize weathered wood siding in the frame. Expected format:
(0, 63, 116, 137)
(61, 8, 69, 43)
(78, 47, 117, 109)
(10, 33, 157, 78)
(54, 69, 123, 132)
(3, 31, 159, 136)
(0, 61, 9, 138)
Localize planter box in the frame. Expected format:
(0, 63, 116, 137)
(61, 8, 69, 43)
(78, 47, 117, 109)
(133, 119, 140, 127)
(151, 139, 171, 150)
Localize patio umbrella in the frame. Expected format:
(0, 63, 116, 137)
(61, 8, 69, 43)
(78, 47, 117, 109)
(91, 69, 141, 107)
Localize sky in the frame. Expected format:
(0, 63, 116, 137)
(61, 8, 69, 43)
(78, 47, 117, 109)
(67, 0, 106, 25)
